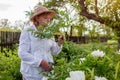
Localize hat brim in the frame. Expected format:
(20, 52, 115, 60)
(30, 10, 55, 21)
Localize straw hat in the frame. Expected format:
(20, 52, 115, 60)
(30, 5, 55, 21)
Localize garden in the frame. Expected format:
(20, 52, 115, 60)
(1, 41, 120, 80)
(1, 0, 120, 80)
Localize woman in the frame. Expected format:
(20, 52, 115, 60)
(18, 5, 65, 80)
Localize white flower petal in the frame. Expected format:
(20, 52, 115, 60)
(66, 77, 72, 80)
(91, 50, 105, 57)
(95, 76, 107, 80)
(70, 71, 85, 80)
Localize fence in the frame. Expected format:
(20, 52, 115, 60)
(55, 35, 108, 44)
(0, 31, 108, 51)
(0, 31, 20, 51)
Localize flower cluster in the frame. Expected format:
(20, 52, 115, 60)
(91, 50, 105, 57)
(66, 71, 85, 80)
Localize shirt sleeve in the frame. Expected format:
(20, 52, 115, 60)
(50, 38, 62, 55)
(18, 28, 42, 67)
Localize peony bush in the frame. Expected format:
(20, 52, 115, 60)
(43, 41, 120, 80)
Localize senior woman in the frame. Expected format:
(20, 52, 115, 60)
(18, 5, 65, 80)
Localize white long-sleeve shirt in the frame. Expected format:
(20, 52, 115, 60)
(18, 25, 62, 80)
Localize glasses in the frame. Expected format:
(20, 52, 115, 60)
(37, 12, 51, 17)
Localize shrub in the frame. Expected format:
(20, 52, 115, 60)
(0, 48, 22, 80)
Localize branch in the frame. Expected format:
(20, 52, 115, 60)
(95, 0, 98, 15)
(78, 0, 104, 24)
(78, 0, 87, 11)
(80, 11, 104, 23)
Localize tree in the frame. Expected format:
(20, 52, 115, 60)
(14, 20, 28, 30)
(78, 0, 120, 45)
(0, 19, 10, 27)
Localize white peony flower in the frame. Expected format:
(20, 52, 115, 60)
(80, 58, 85, 62)
(117, 49, 120, 54)
(91, 50, 105, 57)
(41, 76, 48, 80)
(80, 58, 85, 64)
(66, 71, 85, 80)
(95, 76, 107, 80)
(119, 49, 120, 52)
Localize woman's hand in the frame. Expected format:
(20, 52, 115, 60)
(40, 60, 52, 72)
(58, 35, 65, 46)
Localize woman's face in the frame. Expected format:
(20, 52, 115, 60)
(35, 13, 51, 27)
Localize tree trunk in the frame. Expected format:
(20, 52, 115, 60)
(118, 38, 120, 49)
(70, 26, 73, 37)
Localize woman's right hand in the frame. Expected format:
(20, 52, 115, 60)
(40, 60, 52, 72)
(58, 35, 65, 46)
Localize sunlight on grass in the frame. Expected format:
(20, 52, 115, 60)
(107, 40, 117, 44)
